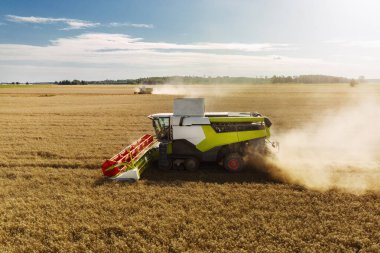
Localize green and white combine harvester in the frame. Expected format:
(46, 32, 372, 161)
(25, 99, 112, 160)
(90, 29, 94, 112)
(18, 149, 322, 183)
(101, 98, 277, 181)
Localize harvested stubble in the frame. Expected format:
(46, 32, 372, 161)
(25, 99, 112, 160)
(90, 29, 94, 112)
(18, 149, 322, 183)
(0, 84, 380, 253)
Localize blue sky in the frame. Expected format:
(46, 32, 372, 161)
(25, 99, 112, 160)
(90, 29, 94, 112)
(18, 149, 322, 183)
(1, 0, 380, 82)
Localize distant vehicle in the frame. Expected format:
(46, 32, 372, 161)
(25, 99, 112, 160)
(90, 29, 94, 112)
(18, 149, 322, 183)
(134, 86, 153, 94)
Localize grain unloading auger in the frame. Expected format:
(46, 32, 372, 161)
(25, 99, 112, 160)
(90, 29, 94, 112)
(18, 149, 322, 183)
(101, 98, 278, 181)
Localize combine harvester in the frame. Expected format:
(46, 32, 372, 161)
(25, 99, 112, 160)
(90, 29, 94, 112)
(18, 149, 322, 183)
(134, 86, 153, 94)
(102, 98, 277, 181)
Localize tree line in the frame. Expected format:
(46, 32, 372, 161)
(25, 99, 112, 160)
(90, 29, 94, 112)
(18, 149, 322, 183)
(270, 75, 352, 84)
(53, 75, 363, 85)
(55, 80, 88, 85)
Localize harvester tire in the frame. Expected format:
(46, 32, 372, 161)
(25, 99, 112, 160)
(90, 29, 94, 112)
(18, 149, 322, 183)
(159, 160, 172, 171)
(223, 153, 244, 172)
(184, 157, 200, 171)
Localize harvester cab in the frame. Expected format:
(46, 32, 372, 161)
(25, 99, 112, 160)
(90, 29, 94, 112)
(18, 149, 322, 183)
(102, 98, 277, 181)
(151, 116, 171, 141)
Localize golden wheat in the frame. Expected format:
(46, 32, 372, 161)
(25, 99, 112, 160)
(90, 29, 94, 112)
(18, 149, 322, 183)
(1, 84, 380, 252)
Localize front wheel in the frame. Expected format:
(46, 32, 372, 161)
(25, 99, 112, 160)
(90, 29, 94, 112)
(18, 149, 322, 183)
(223, 153, 244, 172)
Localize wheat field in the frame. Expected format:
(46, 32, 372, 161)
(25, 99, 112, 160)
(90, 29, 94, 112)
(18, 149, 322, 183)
(1, 84, 380, 252)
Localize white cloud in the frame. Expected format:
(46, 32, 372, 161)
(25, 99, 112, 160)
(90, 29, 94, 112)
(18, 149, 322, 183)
(41, 33, 287, 52)
(6, 15, 99, 30)
(109, 22, 154, 29)
(186, 42, 289, 52)
(6, 15, 56, 24)
(5, 15, 155, 31)
(0, 33, 375, 82)
(325, 39, 380, 48)
(0, 33, 291, 64)
(60, 20, 99, 30)
(348, 40, 380, 48)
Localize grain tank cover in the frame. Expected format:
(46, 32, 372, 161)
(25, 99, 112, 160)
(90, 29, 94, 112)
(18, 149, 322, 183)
(173, 98, 205, 117)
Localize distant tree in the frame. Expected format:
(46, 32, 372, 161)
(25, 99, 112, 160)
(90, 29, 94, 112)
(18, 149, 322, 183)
(72, 79, 80, 85)
(271, 75, 295, 83)
(58, 80, 71, 85)
(350, 79, 358, 87)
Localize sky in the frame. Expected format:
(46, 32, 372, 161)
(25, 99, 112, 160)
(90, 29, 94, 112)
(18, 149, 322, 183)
(0, 0, 380, 82)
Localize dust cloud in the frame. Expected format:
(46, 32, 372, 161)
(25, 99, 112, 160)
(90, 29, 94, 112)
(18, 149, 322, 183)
(260, 97, 380, 194)
(152, 84, 201, 96)
(152, 77, 199, 96)
(152, 83, 231, 97)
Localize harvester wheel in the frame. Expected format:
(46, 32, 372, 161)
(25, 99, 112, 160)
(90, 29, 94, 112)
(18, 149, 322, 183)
(159, 159, 172, 171)
(184, 157, 200, 171)
(223, 153, 244, 172)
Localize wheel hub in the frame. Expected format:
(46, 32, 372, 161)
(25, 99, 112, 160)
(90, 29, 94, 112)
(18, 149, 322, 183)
(228, 159, 239, 170)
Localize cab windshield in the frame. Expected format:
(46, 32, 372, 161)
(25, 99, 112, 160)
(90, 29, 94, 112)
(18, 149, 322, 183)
(152, 117, 170, 140)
